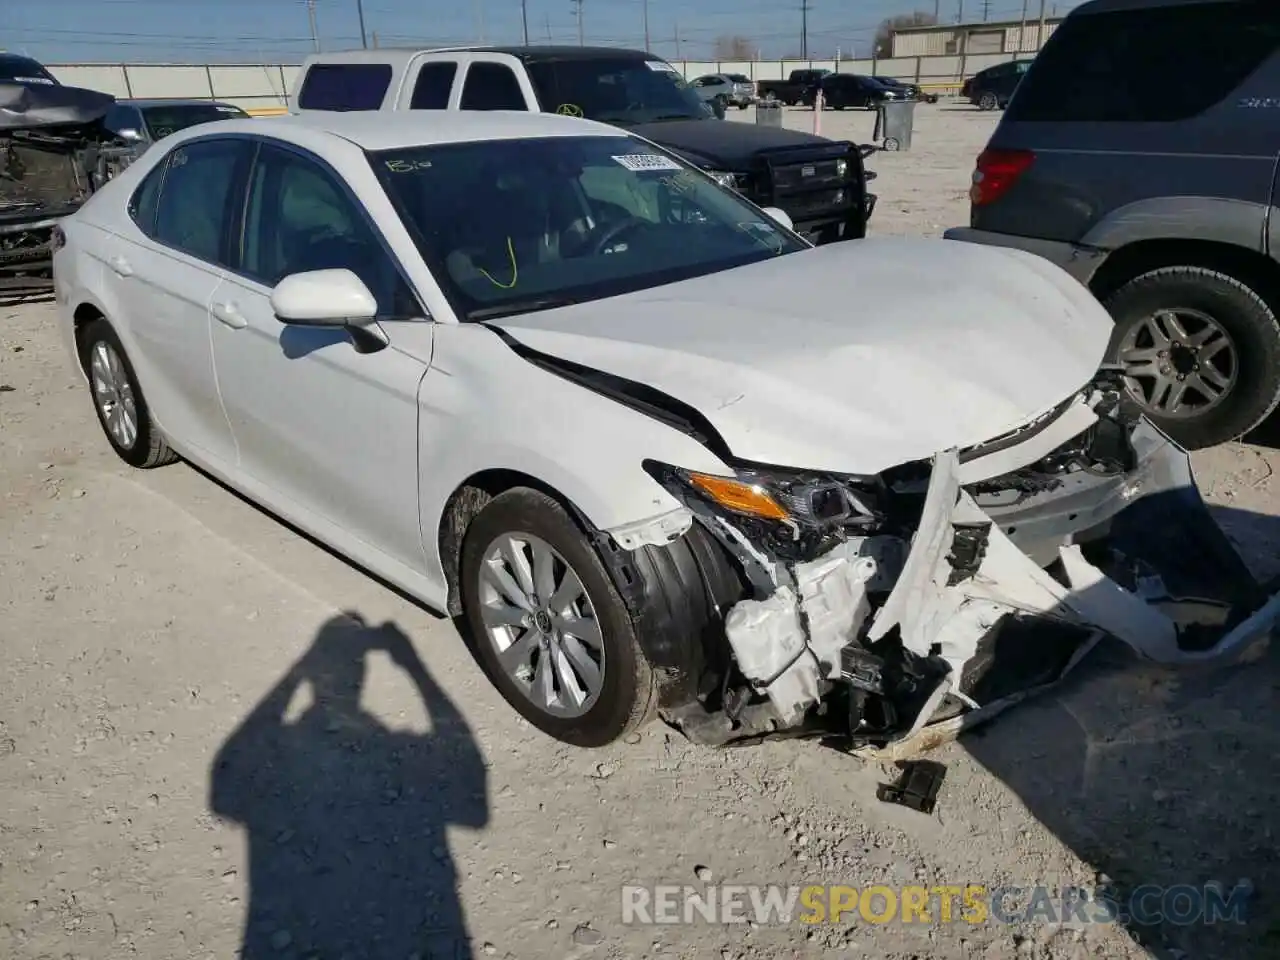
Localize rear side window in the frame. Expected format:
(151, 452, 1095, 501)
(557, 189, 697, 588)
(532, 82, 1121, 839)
(297, 63, 393, 111)
(410, 62, 458, 109)
(153, 139, 249, 265)
(1008, 1, 1280, 123)
(459, 63, 525, 111)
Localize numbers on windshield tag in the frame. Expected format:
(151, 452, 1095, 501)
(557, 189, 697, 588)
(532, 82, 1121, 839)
(644, 60, 680, 73)
(612, 154, 683, 172)
(384, 158, 433, 173)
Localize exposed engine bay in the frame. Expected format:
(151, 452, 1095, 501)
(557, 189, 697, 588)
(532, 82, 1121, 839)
(1, 80, 134, 292)
(642, 367, 1280, 754)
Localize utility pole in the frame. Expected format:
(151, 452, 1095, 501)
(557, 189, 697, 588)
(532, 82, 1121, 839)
(544, 13, 552, 41)
(372, 30, 379, 48)
(934, 0, 940, 17)
(1036, 0, 1047, 49)
(356, 0, 368, 48)
(521, 0, 530, 44)
(958, 0, 964, 23)
(674, 19, 681, 59)
(981, 0, 991, 21)
(476, 0, 486, 43)
(306, 0, 319, 52)
(1018, 0, 1028, 50)
(642, 0, 650, 52)
(800, 0, 809, 60)
(571, 0, 584, 45)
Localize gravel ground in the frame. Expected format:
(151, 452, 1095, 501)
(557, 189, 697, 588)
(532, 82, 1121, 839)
(2, 104, 1279, 960)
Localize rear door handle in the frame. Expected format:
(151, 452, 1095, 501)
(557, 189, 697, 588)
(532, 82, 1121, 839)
(211, 300, 247, 330)
(107, 255, 133, 277)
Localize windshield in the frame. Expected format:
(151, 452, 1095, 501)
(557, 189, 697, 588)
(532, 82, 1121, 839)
(141, 103, 246, 140)
(372, 135, 806, 321)
(523, 57, 707, 124)
(0, 56, 57, 85)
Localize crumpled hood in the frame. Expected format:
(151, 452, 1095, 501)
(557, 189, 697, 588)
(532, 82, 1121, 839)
(492, 236, 1115, 475)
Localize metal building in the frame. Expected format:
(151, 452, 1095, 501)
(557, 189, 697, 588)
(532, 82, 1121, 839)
(891, 17, 1065, 58)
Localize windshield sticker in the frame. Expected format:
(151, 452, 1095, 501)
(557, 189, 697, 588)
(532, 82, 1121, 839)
(612, 153, 683, 173)
(644, 60, 680, 73)
(216, 105, 241, 113)
(384, 158, 433, 173)
(15, 76, 54, 84)
(554, 103, 583, 117)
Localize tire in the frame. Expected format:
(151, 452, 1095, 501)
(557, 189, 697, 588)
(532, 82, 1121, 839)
(978, 91, 998, 111)
(78, 318, 178, 469)
(1102, 266, 1280, 449)
(459, 488, 658, 747)
(737, 102, 749, 110)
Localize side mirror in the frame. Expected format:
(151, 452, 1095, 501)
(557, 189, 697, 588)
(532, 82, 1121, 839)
(760, 207, 794, 232)
(271, 269, 378, 326)
(115, 127, 143, 143)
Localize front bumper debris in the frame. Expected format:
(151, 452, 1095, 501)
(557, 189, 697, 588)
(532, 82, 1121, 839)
(706, 423, 1280, 755)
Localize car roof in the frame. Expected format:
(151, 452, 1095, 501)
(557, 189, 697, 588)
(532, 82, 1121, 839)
(195, 110, 624, 152)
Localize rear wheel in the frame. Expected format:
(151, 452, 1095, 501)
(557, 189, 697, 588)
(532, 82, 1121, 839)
(1103, 266, 1280, 448)
(978, 91, 998, 111)
(79, 319, 178, 469)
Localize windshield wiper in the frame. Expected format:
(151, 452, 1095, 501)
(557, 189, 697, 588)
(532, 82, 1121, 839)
(467, 297, 578, 322)
(647, 113, 700, 122)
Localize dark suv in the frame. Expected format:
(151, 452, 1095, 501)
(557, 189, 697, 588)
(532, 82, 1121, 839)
(960, 59, 1033, 111)
(945, 0, 1280, 449)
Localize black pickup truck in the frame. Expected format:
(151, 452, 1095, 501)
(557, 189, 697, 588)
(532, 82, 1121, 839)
(755, 69, 831, 106)
(292, 47, 876, 246)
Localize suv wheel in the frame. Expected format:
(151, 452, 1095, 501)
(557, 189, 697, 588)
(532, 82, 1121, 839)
(977, 91, 999, 111)
(1103, 266, 1280, 448)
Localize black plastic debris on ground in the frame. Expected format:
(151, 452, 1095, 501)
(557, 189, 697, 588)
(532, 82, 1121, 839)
(877, 759, 946, 814)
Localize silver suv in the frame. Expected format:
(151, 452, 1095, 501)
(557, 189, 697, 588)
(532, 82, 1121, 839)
(689, 73, 755, 111)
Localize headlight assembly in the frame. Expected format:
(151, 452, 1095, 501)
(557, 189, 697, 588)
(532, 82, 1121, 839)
(643, 460, 885, 532)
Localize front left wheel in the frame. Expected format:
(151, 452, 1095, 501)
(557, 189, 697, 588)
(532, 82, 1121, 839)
(79, 318, 178, 469)
(459, 488, 656, 747)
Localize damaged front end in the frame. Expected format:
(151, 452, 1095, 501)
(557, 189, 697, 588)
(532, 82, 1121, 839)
(643, 367, 1280, 754)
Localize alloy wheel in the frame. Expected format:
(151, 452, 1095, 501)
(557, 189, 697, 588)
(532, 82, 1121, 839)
(1116, 308, 1238, 418)
(89, 340, 139, 449)
(476, 532, 606, 719)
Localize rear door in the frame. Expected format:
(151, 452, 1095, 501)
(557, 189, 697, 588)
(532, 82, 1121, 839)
(99, 137, 251, 467)
(980, 2, 1280, 245)
(293, 61, 396, 111)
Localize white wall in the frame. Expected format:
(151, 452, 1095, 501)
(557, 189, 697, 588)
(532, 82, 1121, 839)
(47, 51, 1028, 108)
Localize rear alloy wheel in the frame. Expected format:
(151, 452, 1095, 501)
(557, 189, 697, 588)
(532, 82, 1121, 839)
(459, 488, 656, 747)
(978, 91, 999, 111)
(79, 318, 178, 469)
(1104, 266, 1280, 448)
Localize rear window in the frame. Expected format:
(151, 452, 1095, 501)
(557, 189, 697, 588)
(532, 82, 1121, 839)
(297, 63, 392, 111)
(726, 74, 751, 83)
(1007, 0, 1280, 123)
(410, 62, 457, 109)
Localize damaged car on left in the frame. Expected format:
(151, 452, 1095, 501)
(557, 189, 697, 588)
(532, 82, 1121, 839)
(54, 111, 1280, 751)
(1, 61, 137, 294)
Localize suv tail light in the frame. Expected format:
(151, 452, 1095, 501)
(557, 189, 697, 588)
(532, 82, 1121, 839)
(970, 148, 1034, 207)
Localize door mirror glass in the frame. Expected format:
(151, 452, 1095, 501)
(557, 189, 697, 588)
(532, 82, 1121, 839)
(760, 206, 793, 232)
(271, 269, 378, 326)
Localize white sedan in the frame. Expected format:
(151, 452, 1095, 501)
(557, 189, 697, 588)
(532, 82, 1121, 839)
(53, 112, 1279, 750)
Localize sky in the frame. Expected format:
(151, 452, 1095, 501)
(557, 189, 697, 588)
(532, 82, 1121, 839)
(6, 0, 1081, 64)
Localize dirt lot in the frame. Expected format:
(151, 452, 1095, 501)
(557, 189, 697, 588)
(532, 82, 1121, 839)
(2, 104, 1279, 960)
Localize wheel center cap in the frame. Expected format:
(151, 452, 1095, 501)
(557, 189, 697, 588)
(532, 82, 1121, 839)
(1170, 343, 1197, 375)
(533, 611, 553, 633)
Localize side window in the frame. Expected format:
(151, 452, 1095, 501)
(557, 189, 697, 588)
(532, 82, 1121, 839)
(296, 63, 393, 111)
(459, 62, 526, 111)
(1008, 3, 1280, 123)
(240, 146, 416, 317)
(128, 160, 166, 236)
(410, 61, 458, 109)
(153, 139, 247, 264)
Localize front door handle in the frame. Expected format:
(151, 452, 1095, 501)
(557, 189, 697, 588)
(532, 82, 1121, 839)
(211, 300, 247, 330)
(107, 255, 133, 277)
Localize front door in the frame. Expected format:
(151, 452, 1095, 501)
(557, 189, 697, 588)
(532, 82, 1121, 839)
(209, 142, 430, 577)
